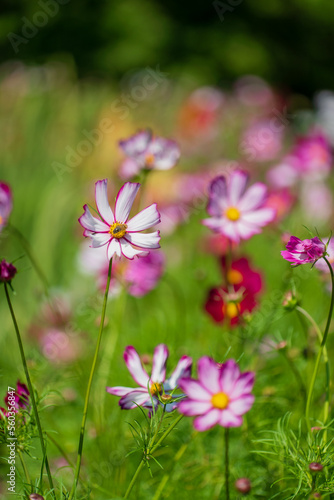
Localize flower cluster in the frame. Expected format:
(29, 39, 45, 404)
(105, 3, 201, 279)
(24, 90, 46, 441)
(281, 236, 326, 266)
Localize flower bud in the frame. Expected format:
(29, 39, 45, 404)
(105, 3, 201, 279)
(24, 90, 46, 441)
(0, 259, 17, 283)
(30, 494, 45, 500)
(160, 394, 172, 404)
(309, 493, 321, 499)
(235, 477, 251, 494)
(309, 462, 323, 472)
(282, 291, 298, 311)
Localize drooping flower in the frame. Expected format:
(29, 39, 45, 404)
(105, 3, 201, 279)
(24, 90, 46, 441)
(106, 344, 192, 412)
(178, 357, 255, 430)
(0, 259, 17, 283)
(119, 130, 180, 179)
(79, 180, 161, 260)
(281, 236, 326, 266)
(202, 170, 276, 243)
(205, 257, 262, 326)
(0, 182, 12, 232)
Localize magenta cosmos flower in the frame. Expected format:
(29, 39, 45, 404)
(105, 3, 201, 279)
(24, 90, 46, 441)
(79, 180, 161, 260)
(106, 344, 192, 412)
(0, 260, 17, 283)
(202, 170, 276, 243)
(178, 357, 255, 430)
(119, 130, 180, 179)
(281, 236, 326, 266)
(0, 182, 12, 232)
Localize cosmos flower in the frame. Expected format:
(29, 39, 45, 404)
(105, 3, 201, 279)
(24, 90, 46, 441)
(0, 260, 17, 283)
(1, 380, 30, 419)
(315, 237, 334, 273)
(281, 236, 326, 266)
(289, 131, 332, 178)
(119, 130, 180, 179)
(178, 357, 255, 430)
(0, 182, 12, 232)
(106, 344, 192, 412)
(202, 170, 276, 243)
(79, 180, 161, 260)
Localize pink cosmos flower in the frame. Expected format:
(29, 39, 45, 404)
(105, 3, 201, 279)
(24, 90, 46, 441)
(281, 236, 326, 266)
(0, 260, 17, 283)
(106, 344, 192, 412)
(240, 118, 283, 162)
(0, 182, 12, 231)
(315, 237, 334, 273)
(202, 170, 276, 243)
(119, 130, 180, 179)
(178, 357, 255, 430)
(289, 131, 332, 178)
(79, 180, 161, 260)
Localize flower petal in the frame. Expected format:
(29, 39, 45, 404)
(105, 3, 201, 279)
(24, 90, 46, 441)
(164, 356, 192, 391)
(149, 138, 180, 170)
(229, 371, 255, 399)
(107, 238, 122, 259)
(193, 408, 221, 431)
(115, 182, 140, 222)
(90, 232, 111, 248)
(106, 386, 138, 397)
(119, 239, 149, 259)
(228, 394, 254, 415)
(178, 378, 211, 401)
(242, 207, 276, 226)
(238, 182, 268, 211)
(119, 390, 150, 409)
(124, 231, 161, 249)
(197, 356, 221, 394)
(228, 170, 249, 205)
(95, 180, 114, 224)
(220, 408, 243, 427)
(219, 359, 240, 394)
(79, 204, 110, 233)
(207, 176, 228, 216)
(119, 130, 152, 157)
(234, 220, 261, 240)
(151, 344, 169, 383)
(124, 346, 150, 387)
(178, 399, 212, 416)
(127, 204, 161, 232)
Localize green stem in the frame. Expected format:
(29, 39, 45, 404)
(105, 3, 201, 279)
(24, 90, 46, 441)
(224, 428, 230, 500)
(69, 258, 113, 499)
(147, 406, 166, 454)
(18, 449, 31, 489)
(124, 414, 184, 499)
(4, 284, 55, 499)
(305, 257, 334, 431)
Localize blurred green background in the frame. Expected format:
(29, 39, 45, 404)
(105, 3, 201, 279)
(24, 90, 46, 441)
(1, 0, 334, 96)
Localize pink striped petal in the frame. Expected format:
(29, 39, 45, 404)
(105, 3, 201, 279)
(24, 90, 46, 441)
(238, 182, 268, 211)
(197, 357, 221, 394)
(230, 372, 255, 399)
(178, 399, 212, 416)
(220, 409, 243, 427)
(95, 180, 114, 224)
(193, 409, 221, 431)
(151, 344, 169, 383)
(119, 390, 150, 409)
(106, 386, 139, 396)
(127, 204, 160, 232)
(228, 394, 254, 415)
(228, 170, 249, 205)
(219, 360, 240, 394)
(207, 176, 228, 216)
(115, 182, 140, 222)
(178, 378, 211, 401)
(125, 231, 160, 249)
(164, 356, 192, 391)
(79, 205, 110, 233)
(124, 346, 150, 387)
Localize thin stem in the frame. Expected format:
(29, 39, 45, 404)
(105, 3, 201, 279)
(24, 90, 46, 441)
(18, 449, 31, 489)
(69, 258, 113, 499)
(224, 427, 230, 500)
(150, 414, 183, 455)
(123, 460, 146, 499)
(305, 257, 334, 431)
(147, 406, 166, 454)
(4, 284, 55, 499)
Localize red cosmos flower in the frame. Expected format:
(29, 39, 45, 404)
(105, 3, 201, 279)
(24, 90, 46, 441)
(205, 257, 263, 326)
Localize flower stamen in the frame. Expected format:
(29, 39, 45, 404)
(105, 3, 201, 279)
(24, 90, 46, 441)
(225, 207, 240, 221)
(211, 392, 229, 409)
(109, 222, 127, 239)
(150, 382, 162, 396)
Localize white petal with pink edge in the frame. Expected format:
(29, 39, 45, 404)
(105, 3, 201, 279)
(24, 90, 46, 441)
(234, 220, 260, 240)
(164, 356, 192, 391)
(193, 408, 221, 431)
(178, 378, 211, 401)
(106, 386, 141, 396)
(220, 409, 243, 427)
(119, 239, 149, 259)
(90, 232, 111, 248)
(228, 394, 254, 415)
(197, 357, 221, 394)
(230, 372, 255, 399)
(107, 238, 122, 259)
(119, 390, 150, 409)
(219, 360, 240, 393)
(123, 346, 150, 387)
(238, 182, 268, 211)
(178, 399, 212, 416)
(241, 207, 276, 226)
(114, 182, 140, 222)
(151, 344, 169, 383)
(228, 170, 249, 205)
(125, 231, 160, 249)
(207, 177, 228, 216)
(95, 180, 114, 224)
(119, 130, 152, 157)
(127, 204, 160, 232)
(79, 205, 110, 233)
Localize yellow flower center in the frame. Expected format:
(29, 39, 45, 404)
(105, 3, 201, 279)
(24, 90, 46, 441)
(109, 222, 127, 239)
(225, 207, 240, 221)
(223, 302, 240, 319)
(227, 269, 243, 285)
(145, 153, 155, 166)
(150, 382, 163, 396)
(211, 392, 229, 409)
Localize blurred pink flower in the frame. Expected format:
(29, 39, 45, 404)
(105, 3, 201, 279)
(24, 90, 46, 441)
(266, 188, 295, 223)
(0, 259, 17, 283)
(106, 344, 192, 412)
(178, 357, 255, 430)
(281, 236, 326, 266)
(119, 130, 180, 179)
(301, 181, 333, 223)
(0, 182, 12, 231)
(240, 119, 283, 162)
(41, 329, 82, 363)
(79, 180, 161, 260)
(124, 251, 165, 297)
(315, 237, 334, 273)
(202, 170, 276, 243)
(234, 75, 274, 108)
(289, 131, 332, 178)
